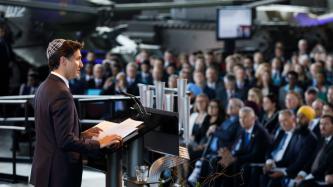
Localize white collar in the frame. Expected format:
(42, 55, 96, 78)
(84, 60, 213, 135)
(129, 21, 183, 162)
(285, 129, 294, 136)
(326, 136, 332, 143)
(246, 125, 254, 134)
(51, 71, 69, 88)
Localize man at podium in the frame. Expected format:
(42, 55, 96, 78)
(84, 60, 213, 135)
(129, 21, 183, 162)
(30, 39, 122, 187)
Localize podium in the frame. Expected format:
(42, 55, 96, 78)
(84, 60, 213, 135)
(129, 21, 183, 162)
(100, 107, 180, 187)
(81, 80, 190, 187)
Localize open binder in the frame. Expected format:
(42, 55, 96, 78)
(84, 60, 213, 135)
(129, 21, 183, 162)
(86, 118, 143, 148)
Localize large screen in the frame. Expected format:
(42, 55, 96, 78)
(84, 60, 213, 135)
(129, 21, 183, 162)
(216, 6, 252, 40)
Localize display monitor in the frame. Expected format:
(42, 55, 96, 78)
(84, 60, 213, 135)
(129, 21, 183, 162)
(216, 6, 252, 40)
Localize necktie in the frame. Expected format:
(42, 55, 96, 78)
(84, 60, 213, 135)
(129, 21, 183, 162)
(311, 140, 328, 173)
(245, 132, 251, 145)
(271, 133, 288, 160)
(209, 137, 219, 152)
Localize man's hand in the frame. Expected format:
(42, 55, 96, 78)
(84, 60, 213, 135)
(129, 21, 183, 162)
(263, 160, 275, 174)
(193, 144, 206, 151)
(99, 134, 123, 149)
(269, 171, 284, 179)
(81, 127, 103, 139)
(294, 175, 305, 186)
(206, 125, 217, 137)
(325, 174, 333, 184)
(218, 148, 236, 168)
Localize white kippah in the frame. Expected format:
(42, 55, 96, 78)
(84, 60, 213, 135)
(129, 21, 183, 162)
(46, 39, 65, 59)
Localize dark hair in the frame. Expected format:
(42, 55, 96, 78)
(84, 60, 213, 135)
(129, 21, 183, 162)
(224, 74, 236, 82)
(321, 114, 333, 124)
(306, 87, 318, 95)
(244, 100, 260, 117)
(324, 103, 333, 111)
(48, 40, 83, 71)
(264, 93, 277, 104)
(209, 99, 226, 122)
(287, 70, 298, 79)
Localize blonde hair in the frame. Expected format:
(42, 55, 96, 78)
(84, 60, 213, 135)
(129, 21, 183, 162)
(248, 88, 263, 105)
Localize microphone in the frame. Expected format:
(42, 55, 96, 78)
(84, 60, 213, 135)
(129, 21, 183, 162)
(120, 91, 149, 120)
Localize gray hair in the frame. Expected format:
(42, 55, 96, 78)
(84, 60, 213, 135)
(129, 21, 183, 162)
(279, 109, 294, 118)
(239, 106, 255, 117)
(229, 98, 244, 109)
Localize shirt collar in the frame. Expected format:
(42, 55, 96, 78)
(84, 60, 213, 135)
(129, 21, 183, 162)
(246, 124, 255, 134)
(326, 136, 332, 143)
(207, 82, 216, 88)
(51, 71, 69, 88)
(285, 129, 294, 136)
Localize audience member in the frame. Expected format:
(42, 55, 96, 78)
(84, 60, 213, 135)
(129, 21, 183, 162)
(261, 109, 317, 187)
(294, 114, 333, 187)
(262, 93, 280, 136)
(125, 62, 140, 95)
(311, 99, 325, 138)
(217, 107, 271, 187)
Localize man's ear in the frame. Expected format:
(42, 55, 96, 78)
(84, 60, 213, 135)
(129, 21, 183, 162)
(59, 56, 67, 67)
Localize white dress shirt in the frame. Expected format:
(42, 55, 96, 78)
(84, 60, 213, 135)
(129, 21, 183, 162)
(51, 71, 69, 88)
(273, 130, 293, 162)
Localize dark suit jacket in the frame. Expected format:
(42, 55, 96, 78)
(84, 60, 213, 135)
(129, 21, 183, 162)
(210, 80, 224, 99)
(233, 123, 272, 166)
(127, 75, 141, 96)
(202, 85, 215, 100)
(87, 78, 105, 89)
(30, 74, 100, 187)
(214, 115, 241, 149)
(261, 111, 279, 136)
(138, 72, 153, 85)
(267, 128, 318, 177)
(310, 119, 322, 139)
(216, 88, 242, 109)
(311, 137, 333, 180)
(236, 79, 252, 100)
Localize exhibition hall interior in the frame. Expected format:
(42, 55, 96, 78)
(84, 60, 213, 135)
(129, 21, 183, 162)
(1, 0, 333, 187)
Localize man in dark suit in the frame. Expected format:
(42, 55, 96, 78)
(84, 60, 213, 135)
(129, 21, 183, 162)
(234, 65, 251, 100)
(216, 107, 272, 187)
(205, 66, 224, 99)
(30, 39, 122, 187)
(217, 74, 242, 109)
(294, 114, 333, 187)
(262, 109, 318, 187)
(126, 62, 141, 95)
(310, 99, 325, 139)
(87, 64, 106, 90)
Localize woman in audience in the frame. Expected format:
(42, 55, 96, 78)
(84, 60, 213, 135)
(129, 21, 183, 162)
(261, 93, 279, 136)
(201, 99, 226, 140)
(189, 99, 225, 161)
(247, 87, 263, 107)
(257, 70, 278, 97)
(189, 94, 210, 146)
(294, 63, 310, 90)
(247, 87, 264, 120)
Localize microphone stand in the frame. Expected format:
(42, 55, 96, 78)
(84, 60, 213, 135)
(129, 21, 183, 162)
(120, 91, 149, 120)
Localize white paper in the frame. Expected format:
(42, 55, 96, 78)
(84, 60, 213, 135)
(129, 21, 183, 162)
(89, 118, 143, 147)
(119, 118, 143, 129)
